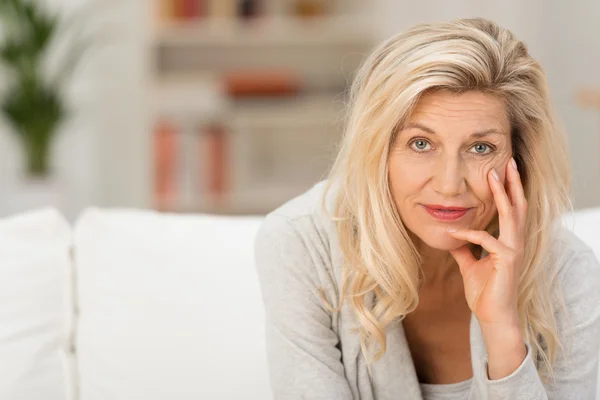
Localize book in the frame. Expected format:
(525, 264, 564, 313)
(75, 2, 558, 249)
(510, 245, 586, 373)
(153, 119, 179, 210)
(208, 0, 237, 19)
(239, 0, 262, 18)
(224, 69, 300, 98)
(157, 0, 175, 23)
(172, 0, 185, 20)
(181, 0, 202, 20)
(292, 0, 327, 17)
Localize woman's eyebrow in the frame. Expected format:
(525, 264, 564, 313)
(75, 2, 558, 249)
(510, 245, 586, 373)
(401, 122, 506, 137)
(402, 122, 436, 134)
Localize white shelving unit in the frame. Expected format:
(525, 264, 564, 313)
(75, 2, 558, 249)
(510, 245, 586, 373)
(153, 15, 373, 47)
(149, 1, 375, 215)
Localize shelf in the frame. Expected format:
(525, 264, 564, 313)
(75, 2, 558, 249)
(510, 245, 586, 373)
(151, 72, 228, 119)
(152, 15, 374, 48)
(148, 7, 366, 216)
(226, 94, 346, 129)
(152, 87, 346, 129)
(158, 184, 311, 215)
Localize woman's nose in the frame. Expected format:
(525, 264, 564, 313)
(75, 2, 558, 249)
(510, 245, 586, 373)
(432, 154, 466, 197)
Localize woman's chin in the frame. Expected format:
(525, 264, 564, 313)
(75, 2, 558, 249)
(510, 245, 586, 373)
(419, 230, 468, 251)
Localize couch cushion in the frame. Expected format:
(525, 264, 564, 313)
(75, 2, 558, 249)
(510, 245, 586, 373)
(0, 208, 74, 400)
(562, 207, 600, 260)
(73, 208, 270, 400)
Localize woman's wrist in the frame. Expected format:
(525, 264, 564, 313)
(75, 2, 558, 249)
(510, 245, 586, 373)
(480, 322, 527, 380)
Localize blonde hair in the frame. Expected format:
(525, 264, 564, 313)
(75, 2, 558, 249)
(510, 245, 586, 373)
(322, 17, 572, 381)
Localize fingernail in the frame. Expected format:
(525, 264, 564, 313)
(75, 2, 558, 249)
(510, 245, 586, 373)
(447, 228, 458, 232)
(491, 168, 500, 181)
(510, 157, 518, 170)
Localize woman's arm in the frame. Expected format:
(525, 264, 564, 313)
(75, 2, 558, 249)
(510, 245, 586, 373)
(479, 322, 527, 380)
(483, 249, 600, 399)
(254, 213, 354, 400)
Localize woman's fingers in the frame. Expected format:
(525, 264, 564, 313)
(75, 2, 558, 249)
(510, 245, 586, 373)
(448, 228, 510, 256)
(505, 157, 527, 233)
(488, 165, 517, 248)
(449, 245, 477, 276)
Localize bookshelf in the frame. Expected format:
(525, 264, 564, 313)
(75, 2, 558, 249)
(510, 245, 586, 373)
(153, 15, 374, 47)
(149, 0, 375, 215)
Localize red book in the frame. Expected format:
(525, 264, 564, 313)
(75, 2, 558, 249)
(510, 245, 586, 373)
(224, 69, 300, 98)
(154, 119, 179, 210)
(181, 0, 201, 19)
(171, 0, 184, 20)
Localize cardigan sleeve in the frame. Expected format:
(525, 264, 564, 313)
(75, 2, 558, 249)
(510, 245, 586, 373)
(484, 249, 600, 399)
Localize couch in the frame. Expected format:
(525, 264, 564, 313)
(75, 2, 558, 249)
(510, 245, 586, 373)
(0, 206, 598, 400)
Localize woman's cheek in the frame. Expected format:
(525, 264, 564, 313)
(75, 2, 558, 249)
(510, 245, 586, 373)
(390, 148, 433, 175)
(391, 157, 431, 189)
(466, 158, 496, 195)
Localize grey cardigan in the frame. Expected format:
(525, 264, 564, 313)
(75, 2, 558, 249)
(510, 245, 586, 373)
(254, 181, 600, 399)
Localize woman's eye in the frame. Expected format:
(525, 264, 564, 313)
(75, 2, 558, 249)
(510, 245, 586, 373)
(470, 143, 493, 155)
(410, 139, 431, 152)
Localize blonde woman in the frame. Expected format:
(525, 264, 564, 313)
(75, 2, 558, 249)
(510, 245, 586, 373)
(254, 18, 600, 399)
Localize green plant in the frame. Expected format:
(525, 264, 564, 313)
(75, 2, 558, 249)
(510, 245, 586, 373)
(0, 0, 82, 177)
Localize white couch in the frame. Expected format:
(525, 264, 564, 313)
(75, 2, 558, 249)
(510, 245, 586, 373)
(0, 206, 598, 400)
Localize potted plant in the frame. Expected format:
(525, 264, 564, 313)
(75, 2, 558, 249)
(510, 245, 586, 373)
(0, 0, 86, 212)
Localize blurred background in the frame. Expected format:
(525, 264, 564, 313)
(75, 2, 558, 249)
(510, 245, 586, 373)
(0, 0, 598, 221)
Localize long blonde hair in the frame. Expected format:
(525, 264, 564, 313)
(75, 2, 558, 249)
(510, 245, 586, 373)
(322, 17, 572, 381)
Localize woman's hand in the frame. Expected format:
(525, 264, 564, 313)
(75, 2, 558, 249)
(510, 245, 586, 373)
(447, 157, 527, 379)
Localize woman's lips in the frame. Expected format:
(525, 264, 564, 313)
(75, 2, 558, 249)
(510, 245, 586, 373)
(421, 205, 471, 221)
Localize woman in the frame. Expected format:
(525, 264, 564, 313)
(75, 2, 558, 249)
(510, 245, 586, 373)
(254, 18, 600, 399)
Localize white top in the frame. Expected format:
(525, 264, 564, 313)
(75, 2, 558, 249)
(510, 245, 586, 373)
(420, 378, 473, 399)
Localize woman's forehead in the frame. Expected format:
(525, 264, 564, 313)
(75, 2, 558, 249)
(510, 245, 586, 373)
(403, 91, 510, 135)
(413, 90, 506, 115)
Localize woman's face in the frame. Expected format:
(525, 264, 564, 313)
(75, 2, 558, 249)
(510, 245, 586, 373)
(388, 90, 513, 251)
